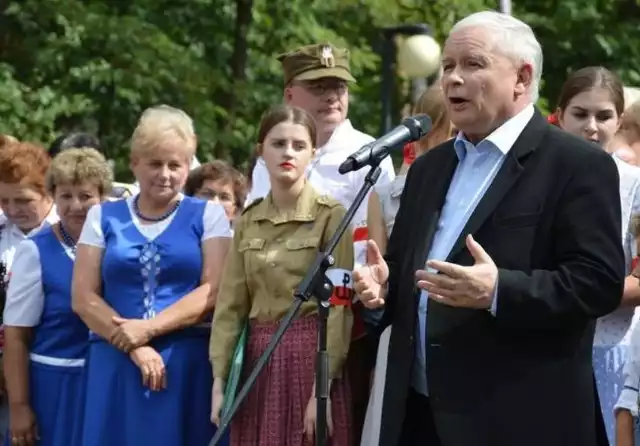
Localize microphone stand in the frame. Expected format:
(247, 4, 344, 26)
(209, 160, 384, 446)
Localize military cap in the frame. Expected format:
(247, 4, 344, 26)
(277, 43, 356, 85)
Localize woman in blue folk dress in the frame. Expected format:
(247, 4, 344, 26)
(0, 141, 58, 446)
(3, 148, 112, 446)
(72, 105, 232, 446)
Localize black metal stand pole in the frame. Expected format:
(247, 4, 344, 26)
(209, 162, 383, 446)
(313, 269, 332, 446)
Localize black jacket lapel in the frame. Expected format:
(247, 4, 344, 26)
(446, 109, 548, 261)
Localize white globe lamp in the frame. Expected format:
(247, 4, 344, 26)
(397, 34, 441, 78)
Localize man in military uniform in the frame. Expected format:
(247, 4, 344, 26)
(247, 43, 395, 217)
(246, 43, 396, 444)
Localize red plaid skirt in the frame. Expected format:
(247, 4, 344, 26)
(230, 316, 352, 446)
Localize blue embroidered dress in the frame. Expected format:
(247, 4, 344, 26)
(3, 226, 87, 446)
(79, 197, 229, 446)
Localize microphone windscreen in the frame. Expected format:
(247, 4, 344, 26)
(410, 114, 433, 139)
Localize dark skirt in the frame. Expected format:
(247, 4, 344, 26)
(230, 316, 352, 446)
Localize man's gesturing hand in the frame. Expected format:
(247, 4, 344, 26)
(416, 235, 498, 310)
(352, 240, 389, 309)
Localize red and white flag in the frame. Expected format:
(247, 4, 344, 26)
(352, 223, 369, 270)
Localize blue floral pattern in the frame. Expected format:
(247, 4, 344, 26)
(594, 344, 628, 441)
(593, 156, 640, 443)
(139, 242, 161, 320)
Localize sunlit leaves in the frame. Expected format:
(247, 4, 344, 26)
(2, 0, 637, 182)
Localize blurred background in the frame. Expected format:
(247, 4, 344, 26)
(1, 0, 639, 181)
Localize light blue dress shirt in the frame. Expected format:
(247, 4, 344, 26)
(412, 105, 535, 396)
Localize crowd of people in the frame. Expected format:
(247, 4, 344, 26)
(1, 8, 640, 446)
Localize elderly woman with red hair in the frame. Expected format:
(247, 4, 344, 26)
(0, 141, 58, 445)
(0, 142, 58, 317)
(0, 142, 58, 270)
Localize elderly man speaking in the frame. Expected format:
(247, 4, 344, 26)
(353, 11, 624, 446)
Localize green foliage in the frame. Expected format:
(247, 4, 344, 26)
(1, 0, 638, 181)
(0, 62, 92, 141)
(516, 0, 640, 109)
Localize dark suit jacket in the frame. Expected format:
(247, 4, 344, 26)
(379, 110, 625, 446)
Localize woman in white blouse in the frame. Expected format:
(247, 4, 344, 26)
(72, 105, 232, 446)
(556, 66, 640, 443)
(0, 141, 58, 445)
(361, 85, 454, 446)
(3, 148, 112, 446)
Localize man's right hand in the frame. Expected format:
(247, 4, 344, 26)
(352, 240, 389, 309)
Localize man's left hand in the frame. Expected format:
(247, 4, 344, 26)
(416, 235, 498, 309)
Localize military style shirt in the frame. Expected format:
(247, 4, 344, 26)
(210, 182, 354, 380)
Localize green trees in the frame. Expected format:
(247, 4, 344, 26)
(1, 0, 638, 180)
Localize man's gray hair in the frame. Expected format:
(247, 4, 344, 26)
(450, 11, 543, 103)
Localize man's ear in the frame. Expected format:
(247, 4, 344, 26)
(514, 62, 533, 98)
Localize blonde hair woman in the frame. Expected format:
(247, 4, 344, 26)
(130, 105, 202, 192)
(368, 85, 454, 265)
(361, 85, 454, 446)
(72, 105, 232, 446)
(3, 149, 111, 446)
(612, 101, 640, 165)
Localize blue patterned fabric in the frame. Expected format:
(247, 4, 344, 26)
(80, 197, 226, 446)
(18, 227, 86, 446)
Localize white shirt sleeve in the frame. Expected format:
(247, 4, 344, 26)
(203, 202, 233, 241)
(3, 239, 45, 327)
(377, 156, 397, 188)
(349, 156, 396, 212)
(616, 321, 640, 415)
(78, 204, 105, 248)
(245, 158, 271, 205)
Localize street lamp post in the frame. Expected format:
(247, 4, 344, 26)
(500, 0, 512, 15)
(379, 24, 441, 135)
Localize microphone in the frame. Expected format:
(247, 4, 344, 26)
(338, 114, 432, 174)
